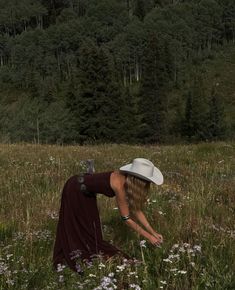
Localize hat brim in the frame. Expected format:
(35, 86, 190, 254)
(119, 164, 164, 185)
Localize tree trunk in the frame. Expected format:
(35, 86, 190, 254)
(36, 118, 40, 144)
(129, 55, 132, 85)
(123, 65, 127, 87)
(126, 0, 133, 18)
(136, 59, 140, 82)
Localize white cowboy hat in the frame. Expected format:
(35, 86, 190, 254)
(119, 158, 163, 185)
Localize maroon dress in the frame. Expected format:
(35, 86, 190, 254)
(52, 171, 130, 272)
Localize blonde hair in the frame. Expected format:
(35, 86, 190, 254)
(124, 174, 150, 213)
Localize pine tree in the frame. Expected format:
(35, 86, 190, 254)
(207, 85, 226, 140)
(138, 33, 167, 143)
(182, 91, 194, 141)
(76, 38, 124, 143)
(181, 74, 209, 141)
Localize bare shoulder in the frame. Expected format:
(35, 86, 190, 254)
(110, 170, 126, 192)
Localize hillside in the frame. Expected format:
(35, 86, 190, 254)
(0, 0, 235, 143)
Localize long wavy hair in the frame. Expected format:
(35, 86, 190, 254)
(124, 173, 151, 213)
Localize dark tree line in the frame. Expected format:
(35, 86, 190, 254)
(0, 0, 234, 144)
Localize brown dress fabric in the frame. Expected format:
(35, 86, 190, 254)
(52, 171, 130, 272)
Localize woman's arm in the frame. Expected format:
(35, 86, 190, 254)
(134, 210, 163, 243)
(114, 189, 152, 240)
(110, 172, 161, 246)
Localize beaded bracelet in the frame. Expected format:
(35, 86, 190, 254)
(121, 215, 130, 221)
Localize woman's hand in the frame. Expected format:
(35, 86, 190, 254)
(152, 232, 163, 244)
(148, 234, 163, 247)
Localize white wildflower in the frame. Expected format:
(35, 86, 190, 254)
(6, 254, 13, 260)
(130, 284, 141, 290)
(183, 243, 190, 248)
(178, 270, 187, 274)
(98, 262, 106, 269)
(179, 247, 186, 253)
(56, 263, 66, 272)
(172, 244, 179, 249)
(170, 268, 178, 272)
(140, 240, 147, 248)
(193, 245, 201, 252)
(190, 262, 195, 267)
(58, 275, 64, 283)
(163, 258, 173, 263)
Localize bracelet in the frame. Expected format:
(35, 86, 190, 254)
(121, 215, 130, 221)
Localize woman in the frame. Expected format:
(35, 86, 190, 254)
(52, 158, 163, 273)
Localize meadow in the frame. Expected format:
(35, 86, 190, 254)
(0, 142, 234, 290)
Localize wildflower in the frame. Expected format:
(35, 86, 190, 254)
(58, 275, 64, 283)
(85, 260, 93, 268)
(98, 262, 106, 269)
(168, 254, 180, 259)
(140, 240, 147, 248)
(170, 268, 178, 272)
(94, 275, 117, 290)
(116, 265, 125, 272)
(56, 263, 66, 272)
(190, 262, 195, 267)
(172, 244, 179, 250)
(108, 272, 115, 277)
(6, 254, 13, 260)
(49, 156, 56, 164)
(193, 245, 201, 252)
(160, 281, 167, 284)
(48, 211, 58, 219)
(130, 284, 141, 290)
(89, 273, 96, 277)
(75, 263, 83, 273)
(187, 248, 194, 254)
(6, 279, 15, 285)
(163, 258, 173, 263)
(0, 261, 8, 274)
(178, 247, 186, 253)
(178, 270, 187, 274)
(70, 249, 82, 260)
(129, 271, 137, 276)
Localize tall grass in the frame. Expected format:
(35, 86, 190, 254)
(0, 142, 234, 289)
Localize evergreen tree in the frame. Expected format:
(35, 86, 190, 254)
(181, 91, 194, 141)
(76, 38, 124, 143)
(181, 74, 209, 141)
(207, 85, 226, 140)
(133, 0, 146, 21)
(138, 33, 167, 143)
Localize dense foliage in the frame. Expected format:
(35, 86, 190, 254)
(0, 0, 234, 144)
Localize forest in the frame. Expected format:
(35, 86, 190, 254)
(0, 0, 234, 144)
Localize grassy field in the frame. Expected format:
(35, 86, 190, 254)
(0, 142, 234, 290)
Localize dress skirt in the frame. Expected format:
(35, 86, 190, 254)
(52, 173, 129, 272)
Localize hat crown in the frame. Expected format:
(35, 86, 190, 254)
(131, 158, 154, 177)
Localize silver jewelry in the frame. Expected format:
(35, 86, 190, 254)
(121, 215, 130, 221)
